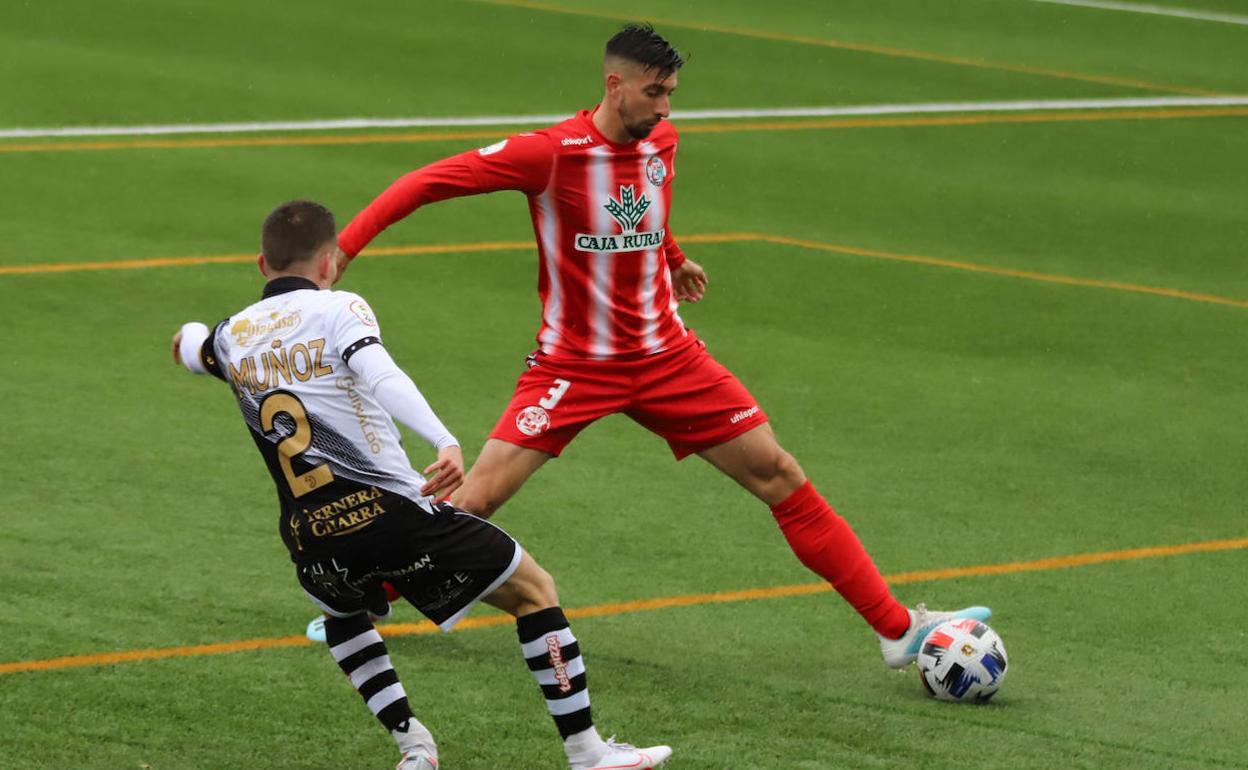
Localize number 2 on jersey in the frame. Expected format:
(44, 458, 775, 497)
(539, 378, 572, 409)
(260, 392, 335, 497)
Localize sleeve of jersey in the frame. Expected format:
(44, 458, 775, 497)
(662, 229, 686, 270)
(338, 133, 556, 257)
(332, 294, 384, 363)
(178, 320, 228, 382)
(347, 345, 459, 451)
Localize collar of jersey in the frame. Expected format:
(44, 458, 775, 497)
(262, 276, 319, 299)
(582, 105, 639, 151)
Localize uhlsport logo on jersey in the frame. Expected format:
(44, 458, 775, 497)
(230, 310, 302, 347)
(516, 405, 550, 437)
(575, 184, 665, 253)
(478, 139, 508, 156)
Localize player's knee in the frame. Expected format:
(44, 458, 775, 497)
(453, 489, 502, 519)
(530, 564, 560, 607)
(753, 447, 805, 502)
(516, 562, 560, 611)
(773, 449, 804, 487)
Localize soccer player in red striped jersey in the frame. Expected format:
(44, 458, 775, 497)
(334, 24, 991, 670)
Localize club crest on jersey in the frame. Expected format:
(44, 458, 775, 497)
(349, 299, 377, 327)
(516, 405, 550, 437)
(646, 155, 667, 186)
(575, 184, 665, 253)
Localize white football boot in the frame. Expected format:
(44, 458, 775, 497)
(879, 603, 992, 669)
(572, 737, 672, 770)
(395, 752, 437, 770)
(305, 615, 327, 643)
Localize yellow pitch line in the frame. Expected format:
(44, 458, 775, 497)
(0, 241, 531, 276)
(5, 231, 1245, 313)
(4, 106, 1248, 155)
(762, 234, 1248, 310)
(1, 537, 1244, 676)
(462, 0, 1218, 96)
(0, 234, 758, 277)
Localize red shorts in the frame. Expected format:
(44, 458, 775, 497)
(489, 335, 769, 460)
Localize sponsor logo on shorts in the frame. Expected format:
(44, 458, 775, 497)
(730, 406, 760, 424)
(546, 634, 574, 693)
(516, 405, 550, 436)
(646, 155, 667, 186)
(356, 554, 435, 585)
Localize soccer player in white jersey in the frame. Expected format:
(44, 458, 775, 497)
(329, 24, 992, 669)
(172, 200, 671, 770)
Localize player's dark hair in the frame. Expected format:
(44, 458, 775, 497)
(605, 23, 685, 77)
(261, 200, 337, 271)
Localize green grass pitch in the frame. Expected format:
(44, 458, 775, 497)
(2, 1, 1246, 768)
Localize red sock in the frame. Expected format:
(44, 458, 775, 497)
(770, 481, 910, 639)
(383, 581, 402, 603)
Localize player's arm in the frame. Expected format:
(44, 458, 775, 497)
(335, 133, 556, 277)
(333, 298, 463, 499)
(664, 231, 707, 303)
(350, 344, 464, 499)
(171, 321, 228, 381)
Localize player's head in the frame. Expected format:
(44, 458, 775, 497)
(259, 200, 339, 285)
(602, 24, 684, 140)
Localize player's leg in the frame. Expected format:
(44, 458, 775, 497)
(297, 559, 439, 768)
(452, 355, 629, 519)
(697, 423, 912, 634)
(480, 551, 672, 770)
(698, 425, 991, 665)
(632, 342, 989, 666)
(450, 438, 553, 519)
(306, 580, 402, 643)
(322, 613, 439, 769)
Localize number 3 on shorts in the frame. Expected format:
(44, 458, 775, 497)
(539, 378, 571, 409)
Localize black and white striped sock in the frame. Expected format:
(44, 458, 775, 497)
(517, 606, 595, 740)
(325, 614, 415, 732)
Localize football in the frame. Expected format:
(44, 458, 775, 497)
(916, 618, 1008, 702)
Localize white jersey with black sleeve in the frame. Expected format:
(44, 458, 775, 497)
(178, 276, 457, 557)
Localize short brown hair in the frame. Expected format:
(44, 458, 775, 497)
(261, 200, 336, 271)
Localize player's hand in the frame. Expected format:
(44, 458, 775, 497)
(671, 259, 708, 303)
(332, 245, 352, 284)
(421, 445, 465, 501)
(171, 330, 184, 365)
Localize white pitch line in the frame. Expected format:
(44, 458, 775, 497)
(3, 96, 1248, 140)
(1025, 0, 1248, 26)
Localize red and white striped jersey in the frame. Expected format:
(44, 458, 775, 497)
(339, 107, 690, 361)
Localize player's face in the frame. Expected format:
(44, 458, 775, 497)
(617, 69, 678, 140)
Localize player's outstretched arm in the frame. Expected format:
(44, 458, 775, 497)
(334, 134, 555, 283)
